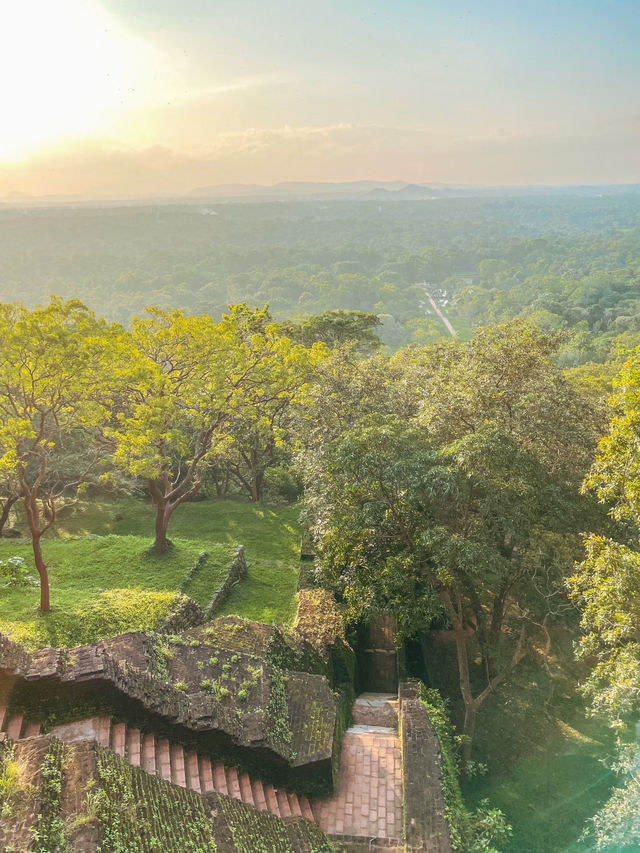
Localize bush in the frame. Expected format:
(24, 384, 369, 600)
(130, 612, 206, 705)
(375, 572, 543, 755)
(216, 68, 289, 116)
(0, 557, 37, 588)
(262, 466, 303, 503)
(0, 589, 182, 649)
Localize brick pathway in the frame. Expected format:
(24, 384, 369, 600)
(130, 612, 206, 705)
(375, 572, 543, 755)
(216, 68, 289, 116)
(312, 697, 403, 842)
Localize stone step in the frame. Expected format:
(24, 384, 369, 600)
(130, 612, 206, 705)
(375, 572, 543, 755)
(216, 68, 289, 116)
(352, 693, 399, 728)
(127, 728, 141, 767)
(157, 738, 172, 781)
(186, 753, 201, 792)
(6, 714, 23, 741)
(199, 756, 214, 793)
(251, 777, 268, 812)
(97, 717, 111, 748)
(264, 784, 281, 817)
(170, 744, 186, 788)
(346, 724, 398, 736)
(111, 722, 126, 757)
(0, 707, 310, 827)
(300, 795, 315, 822)
(213, 762, 228, 795)
(142, 733, 156, 775)
(276, 789, 292, 818)
(239, 772, 255, 807)
(288, 791, 303, 817)
(225, 766, 242, 800)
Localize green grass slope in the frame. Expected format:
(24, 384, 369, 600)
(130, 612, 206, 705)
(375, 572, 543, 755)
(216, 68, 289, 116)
(0, 497, 301, 649)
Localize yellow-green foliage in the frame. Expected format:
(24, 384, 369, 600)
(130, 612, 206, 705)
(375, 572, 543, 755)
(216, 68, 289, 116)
(0, 745, 22, 819)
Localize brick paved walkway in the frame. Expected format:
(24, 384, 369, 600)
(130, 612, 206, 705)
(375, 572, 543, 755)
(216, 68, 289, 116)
(312, 696, 403, 842)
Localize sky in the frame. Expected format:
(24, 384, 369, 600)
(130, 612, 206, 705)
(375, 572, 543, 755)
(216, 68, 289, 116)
(1, 0, 639, 197)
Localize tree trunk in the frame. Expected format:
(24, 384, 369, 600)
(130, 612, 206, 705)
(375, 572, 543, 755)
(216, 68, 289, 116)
(0, 496, 18, 536)
(249, 449, 262, 502)
(31, 532, 50, 612)
(20, 485, 51, 612)
(462, 703, 477, 767)
(453, 628, 478, 770)
(439, 587, 481, 770)
(153, 499, 174, 554)
(439, 586, 528, 773)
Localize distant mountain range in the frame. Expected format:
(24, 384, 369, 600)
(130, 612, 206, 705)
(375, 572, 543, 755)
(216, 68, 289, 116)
(188, 180, 640, 202)
(3, 181, 640, 208)
(187, 180, 427, 200)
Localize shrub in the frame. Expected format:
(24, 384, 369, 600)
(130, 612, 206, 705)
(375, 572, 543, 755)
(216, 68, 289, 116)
(0, 557, 37, 588)
(262, 466, 303, 503)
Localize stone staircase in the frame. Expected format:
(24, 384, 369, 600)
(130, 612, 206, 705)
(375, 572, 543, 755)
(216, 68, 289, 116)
(312, 693, 404, 847)
(0, 704, 314, 823)
(1, 694, 405, 848)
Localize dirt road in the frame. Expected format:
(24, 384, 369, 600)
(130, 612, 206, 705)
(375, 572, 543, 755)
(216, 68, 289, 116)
(416, 282, 457, 337)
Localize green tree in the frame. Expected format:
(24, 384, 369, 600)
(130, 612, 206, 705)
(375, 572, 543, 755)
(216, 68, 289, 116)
(110, 304, 320, 550)
(222, 332, 326, 502)
(0, 299, 118, 611)
(569, 347, 640, 722)
(287, 310, 382, 353)
(563, 347, 640, 849)
(304, 322, 600, 763)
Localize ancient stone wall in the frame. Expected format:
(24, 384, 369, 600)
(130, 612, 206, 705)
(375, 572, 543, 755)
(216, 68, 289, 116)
(359, 614, 398, 693)
(399, 679, 453, 853)
(0, 615, 341, 783)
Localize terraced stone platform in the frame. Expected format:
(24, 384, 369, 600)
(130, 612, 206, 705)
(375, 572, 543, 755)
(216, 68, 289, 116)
(312, 694, 403, 847)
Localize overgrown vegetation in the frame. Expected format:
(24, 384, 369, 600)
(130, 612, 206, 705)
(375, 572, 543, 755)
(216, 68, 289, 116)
(3, 214, 640, 849)
(216, 793, 334, 853)
(31, 739, 70, 853)
(0, 741, 21, 820)
(95, 747, 217, 852)
(420, 687, 511, 853)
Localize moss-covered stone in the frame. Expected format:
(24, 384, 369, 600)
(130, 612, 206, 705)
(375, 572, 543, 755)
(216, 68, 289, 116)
(210, 791, 335, 853)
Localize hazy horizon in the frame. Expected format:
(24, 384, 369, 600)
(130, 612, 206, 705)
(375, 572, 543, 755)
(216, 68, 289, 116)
(2, 0, 639, 198)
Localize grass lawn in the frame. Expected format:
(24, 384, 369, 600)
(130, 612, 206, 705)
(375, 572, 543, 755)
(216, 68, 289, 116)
(427, 631, 636, 853)
(465, 715, 625, 853)
(0, 497, 302, 648)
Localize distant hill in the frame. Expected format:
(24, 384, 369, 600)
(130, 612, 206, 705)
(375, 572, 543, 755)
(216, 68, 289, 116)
(187, 180, 640, 203)
(4, 181, 640, 208)
(188, 180, 417, 200)
(366, 183, 449, 200)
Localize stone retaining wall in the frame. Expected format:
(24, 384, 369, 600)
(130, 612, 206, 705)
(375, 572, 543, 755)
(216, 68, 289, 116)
(399, 679, 453, 853)
(205, 545, 247, 618)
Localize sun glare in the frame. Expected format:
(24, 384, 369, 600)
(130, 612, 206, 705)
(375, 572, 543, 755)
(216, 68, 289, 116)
(0, 0, 145, 159)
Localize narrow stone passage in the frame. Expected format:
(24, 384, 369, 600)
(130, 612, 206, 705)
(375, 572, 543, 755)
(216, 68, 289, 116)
(312, 693, 403, 843)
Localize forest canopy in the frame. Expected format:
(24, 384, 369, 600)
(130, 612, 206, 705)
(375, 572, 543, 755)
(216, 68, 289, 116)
(3, 194, 640, 362)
